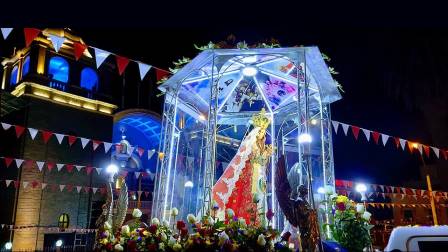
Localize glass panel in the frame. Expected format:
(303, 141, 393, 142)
(48, 56, 69, 83)
(22, 56, 30, 77)
(80, 67, 98, 91)
(10, 65, 18, 86)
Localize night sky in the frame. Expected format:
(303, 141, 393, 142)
(2, 3, 448, 189)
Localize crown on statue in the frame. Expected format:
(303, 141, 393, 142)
(252, 108, 270, 129)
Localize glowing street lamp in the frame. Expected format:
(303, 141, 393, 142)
(4, 242, 12, 250)
(184, 180, 194, 188)
(355, 183, 367, 202)
(317, 187, 325, 194)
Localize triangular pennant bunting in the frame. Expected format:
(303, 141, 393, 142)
(24, 28, 41, 47)
(351, 126, 360, 140)
(3, 157, 13, 168)
(73, 42, 87, 61)
(156, 68, 170, 82)
(1, 123, 12, 130)
(331, 121, 339, 133)
(95, 168, 102, 175)
(23, 181, 29, 189)
(137, 147, 144, 157)
(137, 62, 152, 80)
(15, 125, 25, 138)
(147, 149, 156, 159)
(371, 131, 380, 144)
(103, 142, 112, 153)
(80, 138, 90, 149)
(431, 147, 440, 158)
(66, 164, 74, 173)
(399, 138, 407, 150)
(76, 186, 82, 193)
(57, 163, 64, 171)
(423, 145, 430, 157)
(92, 140, 102, 151)
(28, 128, 39, 140)
(115, 55, 130, 75)
(48, 34, 66, 52)
(41, 183, 47, 189)
(134, 172, 141, 179)
(93, 47, 111, 68)
(92, 187, 98, 194)
(340, 123, 349, 136)
(36, 161, 45, 171)
(417, 144, 423, 155)
(86, 166, 93, 175)
(5, 180, 12, 187)
(55, 133, 65, 144)
(15, 159, 24, 168)
(67, 135, 77, 146)
(59, 185, 66, 192)
(41, 130, 53, 143)
(1, 28, 13, 39)
(75, 165, 84, 172)
(361, 129, 371, 141)
(381, 134, 389, 146)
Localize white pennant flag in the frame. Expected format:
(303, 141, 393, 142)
(137, 62, 152, 80)
(417, 144, 423, 154)
(28, 128, 39, 140)
(15, 159, 24, 168)
(340, 123, 349, 136)
(80, 138, 90, 149)
(134, 172, 141, 179)
(381, 134, 389, 146)
(59, 185, 66, 192)
(148, 149, 156, 159)
(5, 180, 12, 187)
(331, 121, 339, 133)
(36, 161, 45, 171)
(431, 147, 440, 158)
(57, 163, 64, 171)
(361, 129, 371, 141)
(49, 35, 66, 52)
(23, 182, 29, 188)
(399, 138, 407, 150)
(401, 187, 406, 194)
(1, 122, 12, 130)
(95, 168, 102, 175)
(1, 28, 13, 39)
(55, 133, 65, 144)
(379, 185, 385, 192)
(41, 183, 47, 189)
(148, 172, 155, 180)
(75, 165, 84, 172)
(76, 186, 82, 193)
(103, 142, 112, 153)
(137, 191, 143, 197)
(391, 186, 395, 193)
(93, 47, 111, 68)
(92, 187, 98, 194)
(411, 188, 416, 195)
(1, 224, 4, 229)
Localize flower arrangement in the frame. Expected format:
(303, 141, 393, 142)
(95, 207, 295, 252)
(321, 193, 373, 252)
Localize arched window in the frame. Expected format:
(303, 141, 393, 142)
(58, 213, 69, 229)
(80, 67, 98, 91)
(48, 56, 69, 83)
(10, 65, 18, 86)
(22, 56, 30, 77)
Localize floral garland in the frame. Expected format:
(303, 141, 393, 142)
(96, 206, 295, 252)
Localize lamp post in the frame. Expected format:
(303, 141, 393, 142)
(355, 183, 367, 205)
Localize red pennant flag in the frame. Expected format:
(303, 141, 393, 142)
(4, 157, 13, 168)
(443, 150, 448, 160)
(156, 68, 170, 81)
(84, 186, 90, 193)
(407, 142, 414, 153)
(372, 131, 380, 144)
(92, 140, 102, 151)
(144, 191, 150, 197)
(137, 147, 145, 157)
(50, 184, 58, 192)
(351, 126, 360, 140)
(73, 42, 87, 61)
(115, 55, 130, 75)
(24, 28, 41, 47)
(67, 135, 77, 146)
(66, 164, 74, 173)
(423, 145, 430, 157)
(13, 180, 20, 189)
(41, 130, 53, 143)
(31, 180, 39, 188)
(47, 162, 55, 172)
(86, 166, 93, 175)
(394, 137, 400, 148)
(66, 184, 74, 192)
(25, 159, 34, 169)
(15, 125, 25, 138)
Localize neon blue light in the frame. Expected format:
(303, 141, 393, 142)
(80, 67, 98, 91)
(48, 56, 69, 83)
(22, 56, 30, 77)
(10, 65, 18, 86)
